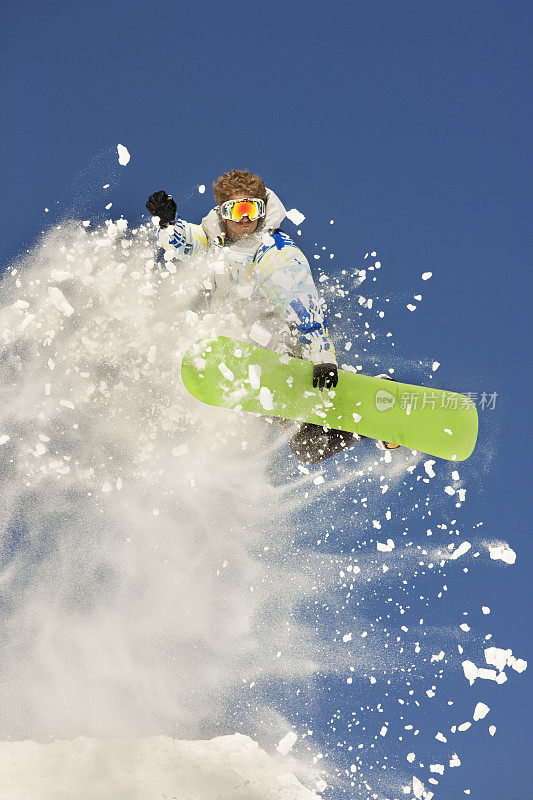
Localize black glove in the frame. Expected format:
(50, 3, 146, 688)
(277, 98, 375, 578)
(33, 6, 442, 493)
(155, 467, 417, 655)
(313, 363, 338, 390)
(146, 190, 177, 226)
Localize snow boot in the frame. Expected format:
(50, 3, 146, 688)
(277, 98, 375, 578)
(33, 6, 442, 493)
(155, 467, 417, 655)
(289, 422, 363, 465)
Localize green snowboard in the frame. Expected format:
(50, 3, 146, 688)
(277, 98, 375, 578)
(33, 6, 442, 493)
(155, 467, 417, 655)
(181, 336, 478, 461)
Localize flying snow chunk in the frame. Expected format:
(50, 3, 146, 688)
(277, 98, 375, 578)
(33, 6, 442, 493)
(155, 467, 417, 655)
(248, 364, 261, 390)
(462, 660, 479, 686)
(377, 539, 395, 552)
(259, 386, 274, 411)
(451, 541, 471, 560)
(249, 324, 272, 347)
(432, 361, 440, 371)
(407, 304, 417, 311)
(380, 726, 388, 737)
(48, 287, 74, 316)
(450, 754, 461, 768)
(473, 702, 490, 721)
(198, 184, 206, 194)
(488, 543, 516, 564)
(276, 731, 297, 755)
(485, 646, 510, 672)
(0, 435, 10, 445)
(489, 725, 496, 736)
(218, 363, 234, 381)
(172, 444, 189, 457)
(117, 144, 130, 165)
(422, 272, 433, 280)
(424, 459, 436, 478)
(286, 208, 305, 226)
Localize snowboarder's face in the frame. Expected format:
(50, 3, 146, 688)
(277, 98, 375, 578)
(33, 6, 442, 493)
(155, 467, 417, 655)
(223, 193, 260, 241)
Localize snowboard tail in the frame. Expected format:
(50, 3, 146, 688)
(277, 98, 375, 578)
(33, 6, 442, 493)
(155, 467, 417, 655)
(181, 336, 478, 462)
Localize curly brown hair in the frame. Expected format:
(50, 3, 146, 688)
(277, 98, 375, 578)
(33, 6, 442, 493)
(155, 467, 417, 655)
(213, 169, 267, 206)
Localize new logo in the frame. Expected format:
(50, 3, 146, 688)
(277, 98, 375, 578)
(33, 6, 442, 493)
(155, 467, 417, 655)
(375, 389, 395, 411)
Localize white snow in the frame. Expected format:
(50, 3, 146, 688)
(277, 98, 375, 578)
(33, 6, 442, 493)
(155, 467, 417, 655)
(276, 731, 298, 756)
(286, 209, 305, 226)
(422, 272, 433, 280)
(259, 386, 274, 410)
(485, 646, 509, 672)
(0, 735, 320, 800)
(488, 543, 516, 564)
(248, 364, 261, 390)
(198, 184, 206, 194)
(117, 144, 130, 165)
(218, 363, 234, 381)
(451, 541, 471, 560)
(424, 459, 436, 478)
(377, 539, 395, 552)
(462, 660, 479, 685)
(48, 286, 74, 316)
(249, 323, 272, 346)
(172, 444, 189, 457)
(473, 702, 490, 721)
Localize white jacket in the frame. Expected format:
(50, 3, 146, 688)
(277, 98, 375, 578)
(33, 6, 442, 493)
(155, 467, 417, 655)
(157, 189, 336, 365)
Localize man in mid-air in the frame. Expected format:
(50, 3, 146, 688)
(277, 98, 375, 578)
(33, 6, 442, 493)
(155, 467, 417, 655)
(146, 169, 396, 462)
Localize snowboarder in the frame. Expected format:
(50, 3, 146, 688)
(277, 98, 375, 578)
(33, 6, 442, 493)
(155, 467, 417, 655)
(146, 170, 395, 463)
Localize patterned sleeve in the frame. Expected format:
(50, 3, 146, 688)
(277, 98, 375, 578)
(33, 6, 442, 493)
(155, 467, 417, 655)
(157, 217, 209, 258)
(252, 232, 337, 365)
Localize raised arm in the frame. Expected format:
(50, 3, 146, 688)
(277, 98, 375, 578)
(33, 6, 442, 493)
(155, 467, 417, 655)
(146, 190, 208, 259)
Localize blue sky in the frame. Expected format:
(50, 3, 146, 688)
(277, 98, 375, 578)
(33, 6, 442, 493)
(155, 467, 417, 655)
(1, 1, 531, 797)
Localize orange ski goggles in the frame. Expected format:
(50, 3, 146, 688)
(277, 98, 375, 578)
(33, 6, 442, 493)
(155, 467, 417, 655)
(220, 198, 266, 222)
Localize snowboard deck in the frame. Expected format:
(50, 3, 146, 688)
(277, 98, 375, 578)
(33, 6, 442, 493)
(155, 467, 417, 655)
(181, 336, 478, 461)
